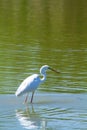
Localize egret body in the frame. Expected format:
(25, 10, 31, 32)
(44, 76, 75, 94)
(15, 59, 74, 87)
(15, 65, 59, 103)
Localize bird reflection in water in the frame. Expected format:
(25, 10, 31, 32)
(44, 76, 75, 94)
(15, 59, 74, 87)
(16, 104, 47, 130)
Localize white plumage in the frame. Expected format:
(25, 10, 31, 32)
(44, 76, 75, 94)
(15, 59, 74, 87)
(15, 74, 40, 97)
(15, 65, 59, 103)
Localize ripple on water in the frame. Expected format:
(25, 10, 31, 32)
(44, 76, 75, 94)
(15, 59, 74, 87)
(0, 93, 87, 130)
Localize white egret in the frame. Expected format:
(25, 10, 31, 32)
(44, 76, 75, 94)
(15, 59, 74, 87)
(15, 65, 59, 103)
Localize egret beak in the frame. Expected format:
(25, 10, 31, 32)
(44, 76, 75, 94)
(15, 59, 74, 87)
(49, 67, 60, 73)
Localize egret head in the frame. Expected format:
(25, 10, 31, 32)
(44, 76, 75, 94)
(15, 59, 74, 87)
(40, 65, 49, 74)
(40, 65, 59, 74)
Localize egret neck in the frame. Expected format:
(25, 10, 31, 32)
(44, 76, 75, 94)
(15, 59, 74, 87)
(40, 72, 47, 83)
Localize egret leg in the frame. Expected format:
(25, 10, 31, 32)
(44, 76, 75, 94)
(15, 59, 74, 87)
(30, 91, 35, 103)
(24, 93, 29, 103)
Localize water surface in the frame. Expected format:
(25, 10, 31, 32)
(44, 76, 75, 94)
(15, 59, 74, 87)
(0, 0, 87, 130)
(0, 93, 87, 130)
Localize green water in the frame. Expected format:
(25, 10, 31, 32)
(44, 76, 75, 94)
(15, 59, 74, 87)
(0, 0, 87, 130)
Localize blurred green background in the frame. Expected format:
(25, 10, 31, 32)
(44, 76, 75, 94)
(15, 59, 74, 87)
(0, 0, 87, 94)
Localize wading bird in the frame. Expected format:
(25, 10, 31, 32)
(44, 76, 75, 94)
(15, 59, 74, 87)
(15, 65, 59, 103)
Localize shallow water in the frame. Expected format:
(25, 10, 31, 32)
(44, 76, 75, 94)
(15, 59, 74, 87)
(0, 93, 87, 130)
(0, 0, 87, 130)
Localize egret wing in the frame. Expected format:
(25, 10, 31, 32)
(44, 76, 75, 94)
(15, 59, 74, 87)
(15, 74, 40, 96)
